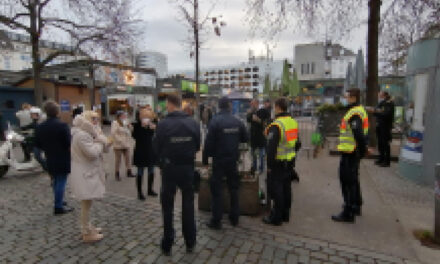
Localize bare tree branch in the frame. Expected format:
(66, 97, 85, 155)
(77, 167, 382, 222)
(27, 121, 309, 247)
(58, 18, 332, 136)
(0, 13, 31, 32)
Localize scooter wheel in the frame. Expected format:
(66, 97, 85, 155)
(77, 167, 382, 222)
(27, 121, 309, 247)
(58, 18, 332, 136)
(0, 165, 9, 178)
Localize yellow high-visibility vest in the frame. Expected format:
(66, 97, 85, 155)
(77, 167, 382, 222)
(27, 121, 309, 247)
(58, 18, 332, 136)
(337, 105, 369, 153)
(265, 116, 298, 161)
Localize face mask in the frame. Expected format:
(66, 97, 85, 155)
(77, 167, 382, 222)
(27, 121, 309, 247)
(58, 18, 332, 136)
(341, 98, 348, 106)
(142, 118, 150, 126)
(122, 119, 128, 126)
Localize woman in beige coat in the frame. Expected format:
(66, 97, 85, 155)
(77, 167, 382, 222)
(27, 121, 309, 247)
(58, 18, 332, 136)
(111, 111, 133, 180)
(70, 111, 111, 243)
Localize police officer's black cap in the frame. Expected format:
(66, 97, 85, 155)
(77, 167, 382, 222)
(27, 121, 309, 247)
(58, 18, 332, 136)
(218, 97, 231, 110)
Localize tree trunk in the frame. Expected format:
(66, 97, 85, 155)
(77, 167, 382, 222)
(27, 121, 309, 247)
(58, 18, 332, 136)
(30, 2, 43, 107)
(194, 0, 201, 121)
(366, 0, 381, 147)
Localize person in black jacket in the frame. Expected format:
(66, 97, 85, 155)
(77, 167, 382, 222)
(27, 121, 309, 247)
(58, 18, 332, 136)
(368, 91, 395, 167)
(332, 89, 368, 223)
(203, 97, 248, 230)
(132, 108, 158, 201)
(35, 101, 73, 215)
(247, 99, 270, 173)
(153, 94, 200, 256)
(263, 97, 300, 226)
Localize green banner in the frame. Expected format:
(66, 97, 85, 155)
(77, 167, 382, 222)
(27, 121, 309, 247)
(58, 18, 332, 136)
(181, 80, 208, 94)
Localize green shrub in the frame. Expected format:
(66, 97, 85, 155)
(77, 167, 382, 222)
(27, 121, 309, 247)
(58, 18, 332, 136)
(317, 103, 345, 114)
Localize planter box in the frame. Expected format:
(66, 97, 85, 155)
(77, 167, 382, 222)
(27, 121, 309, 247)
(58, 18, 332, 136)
(197, 171, 260, 216)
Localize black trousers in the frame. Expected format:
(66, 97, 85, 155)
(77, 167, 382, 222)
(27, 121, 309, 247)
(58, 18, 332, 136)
(376, 126, 391, 164)
(267, 165, 292, 223)
(210, 161, 240, 224)
(160, 165, 196, 249)
(339, 154, 362, 211)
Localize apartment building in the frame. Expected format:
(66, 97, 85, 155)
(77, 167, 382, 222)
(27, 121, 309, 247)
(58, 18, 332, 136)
(0, 30, 82, 71)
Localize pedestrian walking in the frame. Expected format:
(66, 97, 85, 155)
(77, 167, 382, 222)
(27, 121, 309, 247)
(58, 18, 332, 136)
(153, 94, 200, 256)
(111, 111, 133, 181)
(132, 108, 158, 201)
(16, 103, 32, 129)
(367, 91, 395, 167)
(203, 97, 248, 230)
(34, 101, 73, 215)
(16, 103, 32, 161)
(21, 107, 47, 170)
(263, 97, 299, 226)
(332, 88, 368, 223)
(70, 111, 111, 242)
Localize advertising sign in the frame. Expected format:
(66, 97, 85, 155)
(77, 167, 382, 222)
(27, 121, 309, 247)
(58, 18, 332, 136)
(60, 100, 70, 112)
(400, 73, 428, 163)
(181, 80, 208, 94)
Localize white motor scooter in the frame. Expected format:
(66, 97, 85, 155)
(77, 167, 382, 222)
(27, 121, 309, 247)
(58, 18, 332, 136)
(0, 123, 42, 178)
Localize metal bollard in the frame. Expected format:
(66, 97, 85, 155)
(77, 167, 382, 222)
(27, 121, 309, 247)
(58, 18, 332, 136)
(435, 163, 440, 242)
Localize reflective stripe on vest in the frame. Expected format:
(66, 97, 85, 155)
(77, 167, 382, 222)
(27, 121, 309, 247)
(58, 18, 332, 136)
(337, 105, 369, 153)
(266, 116, 298, 160)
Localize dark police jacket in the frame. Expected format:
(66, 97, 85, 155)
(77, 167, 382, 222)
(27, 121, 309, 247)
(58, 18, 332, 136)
(246, 107, 270, 148)
(153, 111, 200, 166)
(374, 98, 395, 133)
(34, 117, 71, 176)
(266, 112, 302, 169)
(203, 110, 248, 164)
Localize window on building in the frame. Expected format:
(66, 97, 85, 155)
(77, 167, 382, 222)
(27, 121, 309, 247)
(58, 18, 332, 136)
(311, 62, 315, 74)
(327, 48, 332, 57)
(301, 64, 304, 75)
(306, 63, 310, 74)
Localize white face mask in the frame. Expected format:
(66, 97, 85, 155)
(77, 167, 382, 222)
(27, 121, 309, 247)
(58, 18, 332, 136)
(122, 119, 128, 126)
(142, 118, 150, 126)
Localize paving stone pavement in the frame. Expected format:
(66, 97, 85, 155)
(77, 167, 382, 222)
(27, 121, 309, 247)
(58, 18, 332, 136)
(0, 172, 421, 264)
(361, 161, 433, 207)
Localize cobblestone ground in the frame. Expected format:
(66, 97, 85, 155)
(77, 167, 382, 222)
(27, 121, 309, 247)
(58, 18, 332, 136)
(362, 162, 433, 207)
(0, 172, 421, 264)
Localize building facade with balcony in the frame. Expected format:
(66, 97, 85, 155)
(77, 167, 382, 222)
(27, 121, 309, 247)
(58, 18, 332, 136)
(201, 52, 285, 95)
(0, 30, 83, 72)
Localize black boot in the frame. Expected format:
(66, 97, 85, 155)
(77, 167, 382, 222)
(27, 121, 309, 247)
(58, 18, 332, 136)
(115, 172, 121, 181)
(282, 210, 290, 222)
(147, 173, 158, 197)
(262, 215, 282, 226)
(127, 169, 135, 178)
(136, 173, 145, 201)
(353, 206, 362, 216)
(331, 207, 355, 223)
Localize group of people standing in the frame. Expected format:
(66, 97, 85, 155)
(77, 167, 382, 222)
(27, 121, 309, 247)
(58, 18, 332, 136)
(21, 86, 394, 253)
(32, 101, 160, 243)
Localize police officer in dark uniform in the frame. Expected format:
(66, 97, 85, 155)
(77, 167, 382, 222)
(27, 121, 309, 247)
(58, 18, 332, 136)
(263, 97, 299, 226)
(153, 94, 200, 255)
(203, 97, 248, 230)
(368, 91, 395, 167)
(332, 88, 368, 223)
